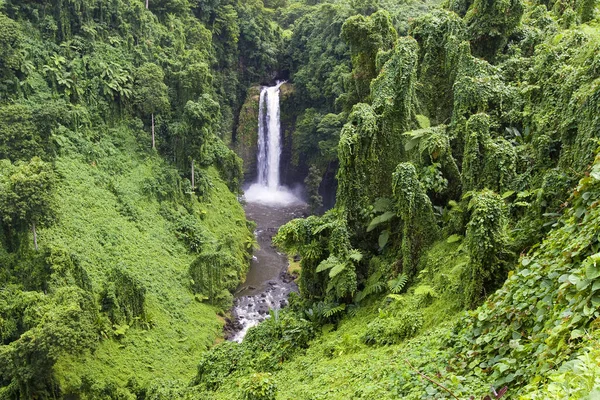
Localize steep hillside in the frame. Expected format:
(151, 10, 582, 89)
(0, 0, 272, 397)
(0, 123, 254, 397)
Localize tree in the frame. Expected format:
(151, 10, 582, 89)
(132, 63, 170, 150)
(0, 13, 22, 85)
(463, 190, 509, 307)
(0, 158, 56, 251)
(392, 162, 439, 278)
(341, 10, 397, 103)
(449, 0, 524, 59)
(305, 165, 323, 214)
(0, 104, 41, 161)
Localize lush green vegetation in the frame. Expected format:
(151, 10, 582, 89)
(2, 0, 600, 398)
(0, 0, 268, 396)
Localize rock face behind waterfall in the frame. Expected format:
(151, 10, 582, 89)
(234, 86, 261, 182)
(279, 83, 307, 186)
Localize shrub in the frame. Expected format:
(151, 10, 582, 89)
(362, 310, 423, 346)
(242, 373, 277, 400)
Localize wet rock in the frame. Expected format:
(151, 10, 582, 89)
(280, 271, 295, 284)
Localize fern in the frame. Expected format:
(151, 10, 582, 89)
(348, 249, 363, 262)
(386, 294, 404, 302)
(414, 284, 437, 298)
(346, 303, 360, 318)
(355, 281, 387, 303)
(323, 303, 346, 318)
(388, 273, 408, 294)
(316, 255, 340, 272)
(365, 281, 386, 296)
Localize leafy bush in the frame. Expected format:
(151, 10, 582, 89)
(100, 267, 147, 327)
(362, 310, 423, 346)
(241, 373, 277, 400)
(245, 310, 315, 369)
(193, 341, 249, 391)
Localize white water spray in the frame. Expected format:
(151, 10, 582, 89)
(245, 82, 302, 205)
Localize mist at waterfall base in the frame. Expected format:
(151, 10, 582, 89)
(243, 82, 305, 207)
(227, 82, 306, 342)
(244, 182, 305, 206)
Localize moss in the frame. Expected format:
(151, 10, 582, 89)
(392, 162, 440, 278)
(233, 86, 262, 181)
(288, 259, 301, 280)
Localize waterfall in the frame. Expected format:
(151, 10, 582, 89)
(257, 82, 284, 189)
(245, 82, 302, 206)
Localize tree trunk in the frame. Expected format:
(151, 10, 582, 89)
(151, 113, 155, 150)
(32, 222, 38, 251)
(191, 159, 195, 189)
(146, 0, 149, 9)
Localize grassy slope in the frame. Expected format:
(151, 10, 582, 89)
(37, 131, 250, 391)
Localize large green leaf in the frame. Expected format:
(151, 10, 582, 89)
(585, 256, 600, 280)
(329, 263, 346, 278)
(316, 256, 339, 273)
(378, 230, 390, 248)
(367, 211, 395, 232)
(373, 198, 393, 212)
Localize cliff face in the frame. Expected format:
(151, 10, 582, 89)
(279, 82, 306, 186)
(233, 86, 261, 182)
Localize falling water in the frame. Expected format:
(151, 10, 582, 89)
(257, 82, 284, 189)
(245, 82, 301, 205)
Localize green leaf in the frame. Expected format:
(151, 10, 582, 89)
(388, 274, 408, 294)
(496, 362, 510, 373)
(502, 190, 515, 199)
(323, 304, 345, 318)
(316, 256, 339, 273)
(404, 139, 419, 151)
(416, 114, 430, 129)
(568, 274, 580, 285)
(446, 234, 462, 243)
(590, 164, 600, 180)
(378, 230, 390, 248)
(367, 211, 395, 232)
(348, 250, 363, 262)
(373, 198, 393, 212)
(586, 259, 600, 280)
(329, 263, 346, 278)
(576, 278, 590, 291)
(570, 329, 584, 340)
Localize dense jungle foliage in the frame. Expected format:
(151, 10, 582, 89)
(1, 0, 600, 398)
